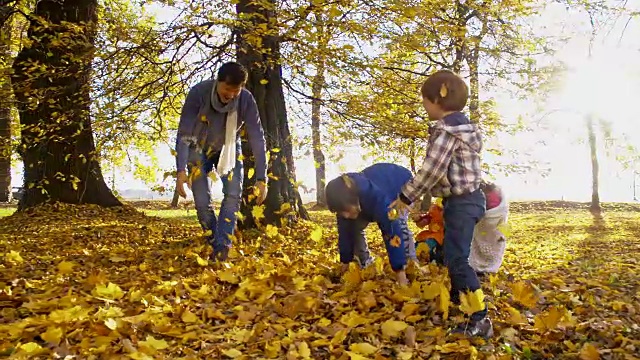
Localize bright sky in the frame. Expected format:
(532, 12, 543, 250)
(10, 2, 640, 203)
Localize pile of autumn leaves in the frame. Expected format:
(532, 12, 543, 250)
(0, 203, 638, 359)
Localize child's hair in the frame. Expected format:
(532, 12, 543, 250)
(420, 69, 469, 111)
(325, 175, 359, 213)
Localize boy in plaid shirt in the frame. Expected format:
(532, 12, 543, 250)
(390, 69, 492, 339)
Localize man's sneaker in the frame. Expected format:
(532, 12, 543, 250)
(209, 247, 230, 262)
(450, 318, 494, 339)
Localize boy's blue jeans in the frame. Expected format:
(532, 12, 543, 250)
(443, 188, 487, 321)
(188, 145, 243, 252)
(338, 216, 417, 270)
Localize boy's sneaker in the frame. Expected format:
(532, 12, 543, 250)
(450, 318, 494, 339)
(355, 255, 374, 269)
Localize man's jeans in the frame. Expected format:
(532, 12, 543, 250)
(188, 145, 243, 252)
(442, 188, 487, 321)
(338, 216, 417, 270)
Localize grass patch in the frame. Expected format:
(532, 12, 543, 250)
(0, 207, 15, 218)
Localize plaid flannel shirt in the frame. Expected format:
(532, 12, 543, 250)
(400, 117, 483, 204)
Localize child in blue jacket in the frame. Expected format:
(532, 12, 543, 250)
(325, 163, 417, 285)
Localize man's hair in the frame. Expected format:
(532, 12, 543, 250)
(217, 62, 248, 86)
(325, 175, 359, 213)
(420, 69, 469, 111)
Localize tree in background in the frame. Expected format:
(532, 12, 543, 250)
(327, 0, 561, 180)
(235, 0, 310, 227)
(11, 0, 120, 208)
(0, 12, 13, 202)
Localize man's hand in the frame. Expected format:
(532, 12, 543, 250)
(254, 180, 267, 205)
(176, 171, 190, 198)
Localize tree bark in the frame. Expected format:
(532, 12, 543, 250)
(0, 15, 12, 202)
(467, 45, 480, 123)
(236, 0, 309, 228)
(11, 0, 121, 210)
(452, 1, 468, 73)
(170, 188, 179, 208)
(587, 115, 601, 215)
(409, 138, 416, 174)
(311, 61, 326, 207)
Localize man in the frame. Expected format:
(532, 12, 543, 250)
(175, 62, 268, 261)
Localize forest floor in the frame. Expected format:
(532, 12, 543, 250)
(0, 200, 638, 359)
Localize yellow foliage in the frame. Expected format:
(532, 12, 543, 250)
(0, 203, 638, 359)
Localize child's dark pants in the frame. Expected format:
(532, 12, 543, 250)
(443, 188, 487, 321)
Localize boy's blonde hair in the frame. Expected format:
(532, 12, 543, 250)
(420, 69, 469, 112)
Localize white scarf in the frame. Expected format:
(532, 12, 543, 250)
(216, 109, 237, 177)
(210, 80, 240, 177)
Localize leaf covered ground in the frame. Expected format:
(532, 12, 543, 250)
(0, 202, 639, 359)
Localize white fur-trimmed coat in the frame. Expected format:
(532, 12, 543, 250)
(469, 190, 509, 273)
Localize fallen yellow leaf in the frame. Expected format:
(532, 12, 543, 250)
(264, 341, 281, 358)
(181, 309, 198, 323)
(534, 306, 564, 332)
(459, 288, 486, 315)
(511, 281, 538, 308)
(222, 348, 243, 358)
(309, 226, 323, 242)
(297, 341, 311, 358)
(579, 343, 600, 360)
(349, 342, 378, 355)
(218, 269, 239, 284)
(139, 335, 169, 351)
(194, 254, 208, 266)
(18, 342, 42, 354)
(40, 326, 63, 345)
(381, 319, 408, 337)
(92, 282, 124, 300)
(345, 351, 371, 360)
(57, 260, 75, 274)
(104, 318, 118, 330)
(5, 250, 24, 264)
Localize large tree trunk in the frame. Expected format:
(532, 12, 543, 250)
(11, 0, 121, 210)
(311, 61, 326, 207)
(236, 0, 309, 228)
(587, 115, 601, 215)
(0, 15, 12, 202)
